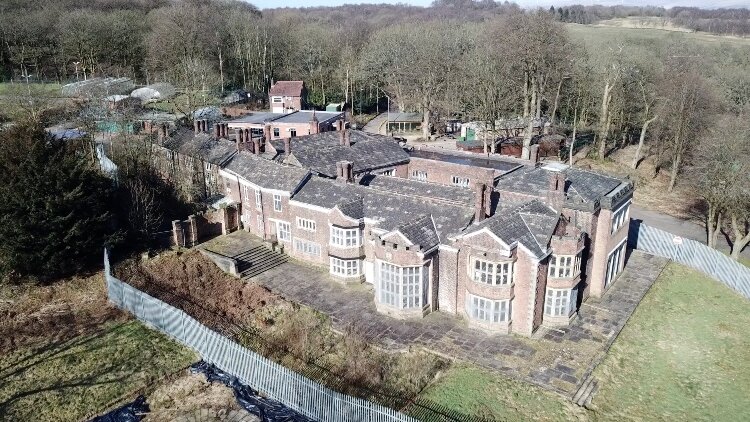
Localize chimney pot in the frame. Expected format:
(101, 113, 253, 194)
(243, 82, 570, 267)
(194, 120, 200, 134)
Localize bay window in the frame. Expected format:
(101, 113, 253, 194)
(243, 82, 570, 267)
(465, 294, 511, 323)
(472, 258, 513, 285)
(330, 226, 360, 248)
(544, 287, 578, 317)
(377, 261, 429, 310)
(548, 253, 581, 278)
(329, 257, 361, 277)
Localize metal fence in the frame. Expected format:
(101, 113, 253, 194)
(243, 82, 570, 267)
(104, 250, 416, 422)
(629, 221, 750, 299)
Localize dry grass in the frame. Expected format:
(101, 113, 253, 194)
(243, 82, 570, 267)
(577, 145, 701, 221)
(145, 372, 254, 421)
(0, 271, 125, 353)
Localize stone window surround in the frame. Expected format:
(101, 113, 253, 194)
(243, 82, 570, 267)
(451, 175, 470, 188)
(271, 219, 291, 243)
(469, 256, 515, 287)
(255, 189, 262, 210)
(294, 238, 320, 257)
(411, 170, 427, 181)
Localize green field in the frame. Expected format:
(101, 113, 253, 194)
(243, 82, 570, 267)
(419, 262, 750, 421)
(566, 22, 750, 49)
(0, 321, 196, 421)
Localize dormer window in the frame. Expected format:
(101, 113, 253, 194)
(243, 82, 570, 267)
(548, 253, 581, 278)
(472, 258, 513, 286)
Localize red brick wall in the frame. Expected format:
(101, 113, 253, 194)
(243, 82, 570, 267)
(406, 157, 496, 188)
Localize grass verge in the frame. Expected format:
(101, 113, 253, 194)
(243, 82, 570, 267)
(0, 320, 196, 422)
(590, 262, 750, 421)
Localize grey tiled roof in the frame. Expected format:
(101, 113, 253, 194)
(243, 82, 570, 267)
(292, 176, 474, 243)
(224, 152, 310, 192)
(396, 214, 440, 249)
(162, 128, 237, 166)
(464, 200, 560, 258)
(283, 131, 409, 177)
(273, 111, 342, 124)
(408, 149, 522, 174)
(336, 197, 365, 220)
(359, 174, 475, 207)
(496, 164, 625, 205)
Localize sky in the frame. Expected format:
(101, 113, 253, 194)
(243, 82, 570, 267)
(249, 0, 750, 9)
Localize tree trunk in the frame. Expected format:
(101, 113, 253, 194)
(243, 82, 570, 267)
(569, 96, 579, 166)
(730, 213, 750, 260)
(550, 78, 564, 126)
(523, 72, 530, 118)
(522, 116, 534, 160)
(668, 143, 682, 192)
(530, 76, 538, 122)
(422, 106, 431, 140)
(631, 115, 657, 169)
(707, 203, 719, 248)
(598, 82, 612, 160)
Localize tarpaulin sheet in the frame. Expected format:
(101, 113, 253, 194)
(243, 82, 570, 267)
(190, 360, 316, 422)
(90, 395, 149, 422)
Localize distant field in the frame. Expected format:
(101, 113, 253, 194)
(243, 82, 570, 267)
(566, 22, 750, 48)
(596, 17, 694, 33)
(0, 321, 196, 421)
(419, 262, 750, 421)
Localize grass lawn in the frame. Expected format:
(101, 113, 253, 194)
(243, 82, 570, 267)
(0, 320, 196, 422)
(416, 366, 585, 421)
(591, 262, 750, 421)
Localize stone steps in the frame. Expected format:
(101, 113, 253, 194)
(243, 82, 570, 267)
(572, 375, 599, 408)
(236, 245, 288, 279)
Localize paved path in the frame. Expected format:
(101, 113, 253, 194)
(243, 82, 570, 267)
(243, 245, 668, 398)
(631, 205, 749, 259)
(362, 112, 388, 135)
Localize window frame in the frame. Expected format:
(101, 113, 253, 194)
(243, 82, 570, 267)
(294, 238, 320, 257)
(471, 258, 514, 286)
(465, 293, 512, 323)
(377, 261, 427, 310)
(544, 286, 578, 317)
(451, 175, 470, 188)
(411, 170, 427, 182)
(296, 217, 316, 232)
(273, 127, 280, 137)
(255, 189, 262, 211)
(329, 257, 362, 277)
(289, 128, 297, 138)
(330, 226, 361, 248)
(610, 201, 631, 234)
(271, 96, 283, 103)
(273, 194, 282, 212)
(380, 169, 395, 176)
(276, 220, 291, 243)
(548, 253, 581, 278)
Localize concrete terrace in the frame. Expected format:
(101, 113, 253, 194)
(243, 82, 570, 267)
(201, 230, 669, 398)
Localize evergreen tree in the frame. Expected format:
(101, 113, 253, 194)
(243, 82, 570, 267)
(0, 121, 118, 280)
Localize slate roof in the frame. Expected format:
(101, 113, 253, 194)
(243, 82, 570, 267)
(408, 149, 522, 174)
(162, 128, 237, 166)
(463, 200, 560, 258)
(495, 164, 625, 205)
(274, 111, 342, 124)
(281, 131, 409, 177)
(396, 215, 440, 249)
(292, 176, 474, 248)
(268, 81, 304, 97)
(224, 151, 310, 192)
(359, 174, 475, 207)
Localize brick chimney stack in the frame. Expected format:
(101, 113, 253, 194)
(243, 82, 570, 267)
(529, 144, 539, 164)
(214, 123, 221, 137)
(309, 111, 319, 135)
(254, 137, 261, 155)
(284, 137, 291, 158)
(474, 182, 486, 223)
(547, 171, 566, 210)
(193, 120, 200, 134)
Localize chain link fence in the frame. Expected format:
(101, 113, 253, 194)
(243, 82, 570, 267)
(629, 221, 750, 299)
